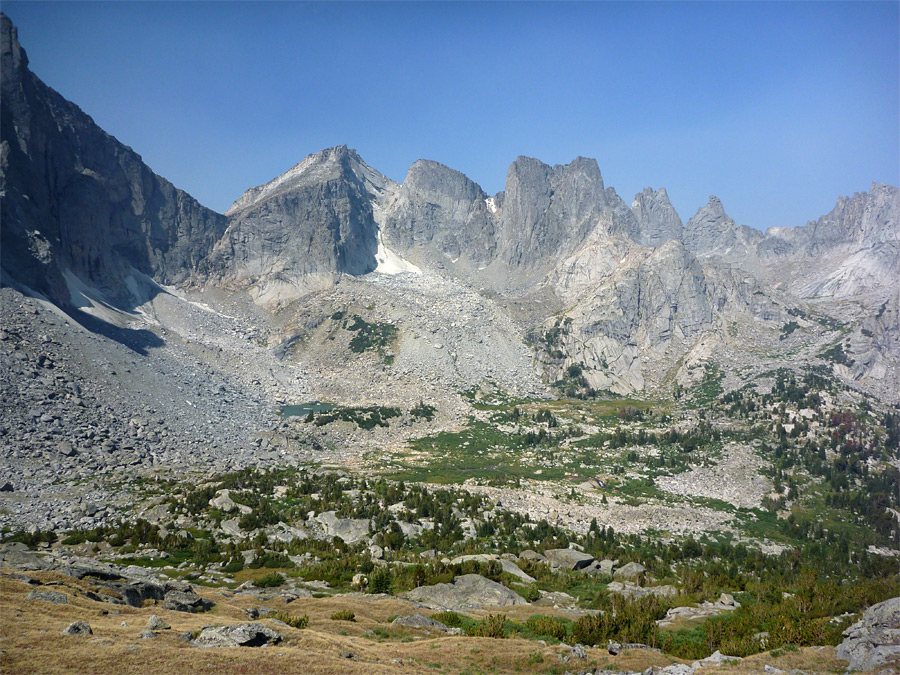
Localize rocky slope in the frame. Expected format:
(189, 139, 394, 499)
(1, 9, 898, 438)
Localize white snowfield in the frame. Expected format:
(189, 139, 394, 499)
(375, 230, 422, 275)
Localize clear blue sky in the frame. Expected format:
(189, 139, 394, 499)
(4, 1, 898, 230)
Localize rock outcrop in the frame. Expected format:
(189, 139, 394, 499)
(404, 573, 527, 611)
(193, 622, 283, 648)
(631, 187, 683, 247)
(0, 14, 228, 309)
(683, 196, 762, 258)
(836, 596, 900, 672)
(204, 146, 385, 305)
(381, 159, 495, 265)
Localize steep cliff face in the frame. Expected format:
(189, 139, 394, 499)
(0, 14, 227, 308)
(380, 159, 496, 264)
(497, 156, 637, 272)
(683, 196, 762, 259)
(630, 187, 683, 247)
(201, 146, 385, 305)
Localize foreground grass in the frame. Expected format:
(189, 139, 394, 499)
(0, 570, 851, 675)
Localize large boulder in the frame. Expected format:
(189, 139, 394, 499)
(62, 621, 92, 635)
(404, 574, 528, 612)
(392, 613, 456, 633)
(193, 622, 283, 648)
(315, 511, 371, 545)
(836, 597, 900, 672)
(163, 588, 213, 613)
(542, 548, 595, 570)
(26, 590, 67, 604)
(613, 562, 647, 578)
(500, 559, 536, 583)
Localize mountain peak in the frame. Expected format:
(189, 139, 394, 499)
(1, 12, 28, 87)
(225, 145, 375, 216)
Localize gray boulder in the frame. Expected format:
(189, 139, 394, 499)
(26, 590, 67, 604)
(598, 559, 617, 576)
(62, 621, 92, 635)
(500, 559, 536, 583)
(836, 596, 900, 672)
(392, 613, 454, 633)
(147, 614, 170, 631)
(315, 511, 372, 545)
(518, 550, 546, 562)
(613, 562, 646, 578)
(608, 581, 676, 599)
(163, 588, 213, 613)
(542, 548, 595, 570)
(193, 622, 283, 648)
(404, 573, 528, 612)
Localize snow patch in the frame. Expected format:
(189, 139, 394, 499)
(485, 197, 499, 214)
(375, 230, 422, 275)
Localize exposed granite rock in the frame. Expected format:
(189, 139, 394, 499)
(205, 146, 384, 305)
(25, 589, 67, 604)
(193, 622, 283, 648)
(631, 187, 684, 247)
(613, 562, 646, 578)
(382, 159, 495, 265)
(497, 155, 637, 274)
(62, 621, 92, 635)
(391, 613, 458, 633)
(607, 581, 676, 599)
(836, 596, 900, 672)
(683, 196, 762, 258)
(404, 573, 527, 611)
(0, 13, 228, 309)
(314, 510, 371, 545)
(163, 588, 213, 613)
(542, 548, 595, 570)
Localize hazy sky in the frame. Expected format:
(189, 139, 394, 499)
(4, 1, 898, 230)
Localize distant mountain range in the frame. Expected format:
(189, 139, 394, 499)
(2, 13, 897, 399)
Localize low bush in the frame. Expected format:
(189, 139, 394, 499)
(253, 572, 284, 588)
(331, 610, 356, 622)
(275, 612, 309, 629)
(466, 614, 507, 638)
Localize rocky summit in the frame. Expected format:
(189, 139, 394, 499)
(0, 12, 898, 675)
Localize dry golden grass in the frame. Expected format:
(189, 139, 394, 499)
(0, 569, 849, 674)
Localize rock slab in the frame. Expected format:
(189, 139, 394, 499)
(836, 596, 900, 672)
(193, 622, 283, 648)
(404, 573, 527, 611)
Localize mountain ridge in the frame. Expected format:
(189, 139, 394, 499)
(1, 12, 898, 401)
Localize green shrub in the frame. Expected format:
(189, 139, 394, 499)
(275, 612, 309, 629)
(519, 585, 541, 602)
(525, 615, 568, 642)
(369, 568, 393, 594)
(253, 572, 284, 588)
(222, 560, 244, 574)
(331, 610, 356, 622)
(433, 611, 464, 627)
(466, 614, 507, 638)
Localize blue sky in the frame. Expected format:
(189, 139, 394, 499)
(4, 1, 898, 230)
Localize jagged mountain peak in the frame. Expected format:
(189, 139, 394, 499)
(225, 145, 391, 217)
(630, 186, 683, 247)
(1, 12, 27, 79)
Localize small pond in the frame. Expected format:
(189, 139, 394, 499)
(280, 401, 335, 417)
